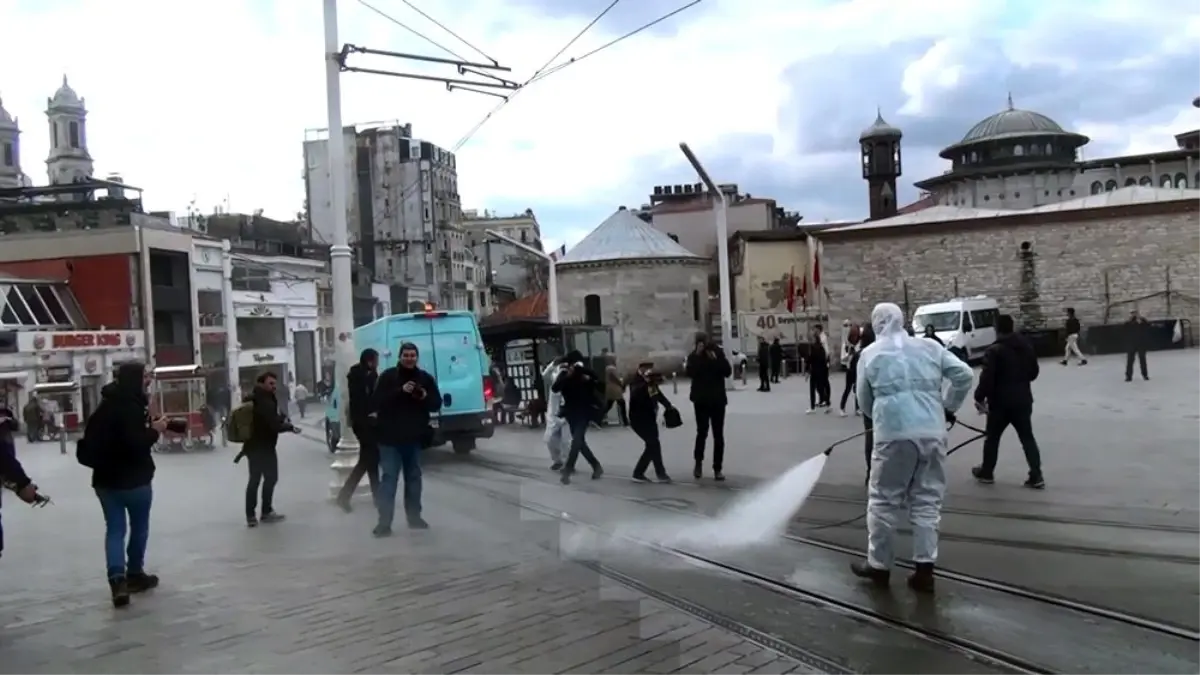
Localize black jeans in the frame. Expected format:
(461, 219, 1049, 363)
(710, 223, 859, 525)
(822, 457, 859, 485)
(979, 405, 1043, 480)
(693, 402, 726, 471)
(632, 422, 666, 478)
(1125, 350, 1148, 380)
(245, 450, 279, 518)
(770, 363, 781, 383)
(839, 371, 858, 412)
(563, 410, 601, 472)
(604, 398, 629, 426)
(338, 425, 380, 503)
(758, 365, 770, 391)
(810, 369, 830, 408)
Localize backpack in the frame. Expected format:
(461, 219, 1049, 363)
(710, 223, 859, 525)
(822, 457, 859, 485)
(76, 404, 107, 468)
(226, 402, 254, 443)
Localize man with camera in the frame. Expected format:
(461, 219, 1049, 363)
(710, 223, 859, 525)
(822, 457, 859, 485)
(243, 371, 299, 528)
(371, 342, 440, 535)
(552, 350, 604, 485)
(629, 362, 676, 483)
(1, 404, 43, 562)
(686, 333, 732, 481)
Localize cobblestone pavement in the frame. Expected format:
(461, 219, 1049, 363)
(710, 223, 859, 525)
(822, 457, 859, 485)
(0, 440, 809, 674)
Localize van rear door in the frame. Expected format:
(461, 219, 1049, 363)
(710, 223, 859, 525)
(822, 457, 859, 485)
(426, 315, 486, 416)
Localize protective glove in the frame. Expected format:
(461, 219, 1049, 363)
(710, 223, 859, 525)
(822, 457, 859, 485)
(944, 409, 957, 425)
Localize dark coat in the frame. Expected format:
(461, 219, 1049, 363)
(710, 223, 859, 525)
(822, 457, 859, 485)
(244, 386, 294, 454)
(975, 332, 1040, 411)
(372, 366, 442, 446)
(86, 364, 159, 490)
(686, 349, 731, 407)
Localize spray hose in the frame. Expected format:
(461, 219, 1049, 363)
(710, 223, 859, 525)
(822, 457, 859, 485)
(806, 417, 987, 532)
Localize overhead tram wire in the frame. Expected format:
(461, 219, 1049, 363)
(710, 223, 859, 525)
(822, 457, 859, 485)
(395, 0, 500, 65)
(525, 0, 706, 87)
(355, 0, 470, 61)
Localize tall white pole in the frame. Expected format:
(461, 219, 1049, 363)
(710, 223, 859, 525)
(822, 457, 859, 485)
(547, 260, 559, 323)
(221, 239, 241, 406)
(680, 143, 734, 388)
(323, 0, 360, 499)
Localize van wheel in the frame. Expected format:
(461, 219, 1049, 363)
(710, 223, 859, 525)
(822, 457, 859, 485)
(451, 438, 476, 454)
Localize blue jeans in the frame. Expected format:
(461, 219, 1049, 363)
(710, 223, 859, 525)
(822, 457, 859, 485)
(95, 485, 153, 580)
(376, 443, 422, 529)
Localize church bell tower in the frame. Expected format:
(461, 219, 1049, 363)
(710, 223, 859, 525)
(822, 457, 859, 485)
(860, 109, 903, 220)
(45, 75, 94, 188)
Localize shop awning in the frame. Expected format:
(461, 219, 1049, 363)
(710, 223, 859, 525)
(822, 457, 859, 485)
(0, 275, 86, 330)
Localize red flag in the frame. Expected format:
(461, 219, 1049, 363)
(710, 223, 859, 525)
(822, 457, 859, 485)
(799, 273, 808, 310)
(785, 267, 796, 313)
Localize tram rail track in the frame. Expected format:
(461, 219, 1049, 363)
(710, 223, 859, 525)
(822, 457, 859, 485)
(431, 468, 1047, 674)
(457, 455, 1200, 643)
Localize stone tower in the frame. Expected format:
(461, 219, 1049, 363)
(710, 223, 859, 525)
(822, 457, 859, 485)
(860, 109, 903, 220)
(0, 95, 21, 188)
(45, 75, 94, 186)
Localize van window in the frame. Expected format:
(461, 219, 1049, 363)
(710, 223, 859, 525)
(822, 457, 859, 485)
(914, 311, 960, 332)
(970, 308, 998, 329)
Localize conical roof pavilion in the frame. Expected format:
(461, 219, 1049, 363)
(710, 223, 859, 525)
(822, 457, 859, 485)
(557, 208, 705, 267)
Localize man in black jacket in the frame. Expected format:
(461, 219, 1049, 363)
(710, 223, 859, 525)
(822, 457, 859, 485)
(84, 363, 167, 607)
(1, 405, 41, 562)
(755, 336, 771, 392)
(336, 348, 380, 511)
(769, 338, 784, 384)
(244, 371, 297, 527)
(972, 315, 1045, 489)
(1124, 310, 1150, 381)
(1061, 307, 1087, 366)
(629, 362, 674, 483)
(553, 350, 604, 485)
(686, 334, 731, 481)
(371, 342, 440, 534)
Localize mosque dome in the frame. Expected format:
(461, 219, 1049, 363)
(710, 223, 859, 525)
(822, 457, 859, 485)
(859, 110, 902, 142)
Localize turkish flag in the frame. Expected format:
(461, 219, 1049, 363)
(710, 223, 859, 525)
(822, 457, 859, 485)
(799, 273, 808, 310)
(785, 267, 796, 313)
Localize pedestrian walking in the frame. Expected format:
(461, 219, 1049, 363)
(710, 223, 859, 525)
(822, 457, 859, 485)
(242, 371, 297, 527)
(769, 338, 784, 383)
(806, 324, 832, 413)
(336, 349, 380, 511)
(839, 324, 870, 417)
(76, 363, 167, 607)
(1124, 310, 1150, 381)
(554, 350, 604, 485)
(629, 362, 675, 483)
(756, 336, 771, 392)
(294, 382, 309, 418)
(922, 324, 945, 346)
(686, 334, 731, 481)
(371, 342, 440, 535)
(1061, 307, 1088, 366)
(852, 303, 974, 592)
(972, 314, 1046, 489)
(604, 354, 629, 427)
(542, 358, 571, 471)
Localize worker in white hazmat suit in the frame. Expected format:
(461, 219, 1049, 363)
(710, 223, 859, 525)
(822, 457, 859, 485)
(542, 358, 571, 471)
(853, 302, 974, 592)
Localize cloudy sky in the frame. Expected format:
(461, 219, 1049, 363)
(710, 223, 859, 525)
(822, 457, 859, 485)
(2, 0, 1198, 252)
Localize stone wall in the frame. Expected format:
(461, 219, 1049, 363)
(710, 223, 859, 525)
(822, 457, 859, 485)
(818, 209, 1200, 346)
(557, 260, 709, 374)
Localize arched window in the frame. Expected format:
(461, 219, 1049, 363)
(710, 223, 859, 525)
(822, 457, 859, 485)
(1124, 177, 1137, 187)
(1013, 145, 1024, 156)
(1160, 174, 1172, 187)
(1090, 181, 1103, 195)
(52, 121, 59, 149)
(583, 294, 601, 325)
(692, 290, 701, 322)
(69, 121, 80, 149)
(1139, 176, 1153, 186)
(1044, 143, 1053, 155)
(1104, 180, 1118, 192)
(1174, 172, 1187, 188)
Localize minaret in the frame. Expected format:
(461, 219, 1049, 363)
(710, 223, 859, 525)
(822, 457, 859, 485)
(45, 75, 94, 187)
(859, 108, 903, 220)
(0, 95, 21, 189)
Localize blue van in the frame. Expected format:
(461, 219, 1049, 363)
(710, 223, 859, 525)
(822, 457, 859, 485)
(324, 308, 495, 454)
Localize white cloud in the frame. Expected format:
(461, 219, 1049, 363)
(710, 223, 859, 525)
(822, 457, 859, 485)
(1, 0, 1196, 245)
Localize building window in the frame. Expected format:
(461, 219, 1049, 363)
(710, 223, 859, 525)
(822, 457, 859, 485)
(1124, 177, 1137, 187)
(692, 290, 701, 322)
(1139, 176, 1153, 186)
(1104, 180, 1118, 192)
(231, 264, 270, 292)
(52, 121, 59, 149)
(1013, 145, 1024, 156)
(1, 142, 11, 167)
(1089, 181, 1103, 195)
(69, 121, 80, 149)
(1174, 172, 1187, 188)
(583, 294, 601, 325)
(1160, 174, 1172, 188)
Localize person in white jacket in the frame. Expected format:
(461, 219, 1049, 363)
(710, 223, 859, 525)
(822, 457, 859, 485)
(542, 358, 571, 470)
(852, 302, 974, 593)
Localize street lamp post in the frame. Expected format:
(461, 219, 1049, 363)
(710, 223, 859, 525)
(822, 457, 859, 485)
(323, 0, 361, 499)
(484, 229, 559, 323)
(679, 143, 734, 388)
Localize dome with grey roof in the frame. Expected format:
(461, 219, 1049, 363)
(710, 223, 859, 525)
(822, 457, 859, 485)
(48, 75, 84, 110)
(557, 207, 706, 267)
(938, 95, 1088, 160)
(0, 97, 16, 129)
(859, 110, 902, 141)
